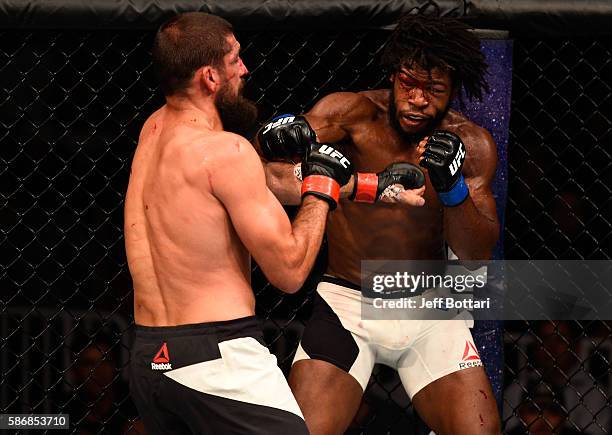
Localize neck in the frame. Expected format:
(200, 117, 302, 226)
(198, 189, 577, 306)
(165, 91, 223, 131)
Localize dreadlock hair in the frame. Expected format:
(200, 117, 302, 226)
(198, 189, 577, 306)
(381, 14, 489, 101)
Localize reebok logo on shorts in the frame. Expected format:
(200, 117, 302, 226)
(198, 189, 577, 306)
(151, 342, 172, 370)
(458, 340, 482, 370)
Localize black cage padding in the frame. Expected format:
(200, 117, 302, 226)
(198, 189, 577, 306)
(1, 0, 612, 36)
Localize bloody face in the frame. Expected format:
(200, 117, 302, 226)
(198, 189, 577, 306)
(389, 64, 453, 140)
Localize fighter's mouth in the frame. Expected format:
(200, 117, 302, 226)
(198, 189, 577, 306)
(403, 113, 429, 121)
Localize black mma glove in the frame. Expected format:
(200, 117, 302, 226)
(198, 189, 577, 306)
(257, 114, 316, 161)
(301, 143, 352, 210)
(419, 130, 469, 207)
(348, 163, 425, 203)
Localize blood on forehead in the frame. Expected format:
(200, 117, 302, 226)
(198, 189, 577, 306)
(397, 67, 451, 93)
(398, 72, 430, 91)
(398, 68, 448, 87)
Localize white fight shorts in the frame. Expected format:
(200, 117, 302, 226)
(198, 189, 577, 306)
(294, 276, 483, 398)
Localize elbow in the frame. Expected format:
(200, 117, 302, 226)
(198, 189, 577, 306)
(486, 221, 501, 258)
(268, 273, 306, 294)
(268, 257, 309, 294)
(275, 280, 303, 294)
(472, 219, 500, 261)
(455, 247, 493, 269)
(473, 226, 501, 261)
(468, 237, 498, 262)
(453, 222, 500, 262)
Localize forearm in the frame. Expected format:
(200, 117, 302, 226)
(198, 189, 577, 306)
(274, 195, 329, 291)
(264, 161, 355, 205)
(444, 198, 499, 261)
(290, 194, 329, 267)
(264, 161, 302, 205)
(420, 131, 499, 259)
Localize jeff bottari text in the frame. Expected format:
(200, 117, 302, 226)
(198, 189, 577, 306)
(373, 297, 491, 310)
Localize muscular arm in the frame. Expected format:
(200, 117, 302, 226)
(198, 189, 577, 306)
(264, 161, 302, 205)
(211, 135, 330, 292)
(444, 128, 500, 260)
(259, 92, 370, 204)
(265, 162, 356, 205)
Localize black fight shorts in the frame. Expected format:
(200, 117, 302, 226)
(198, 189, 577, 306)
(129, 316, 308, 435)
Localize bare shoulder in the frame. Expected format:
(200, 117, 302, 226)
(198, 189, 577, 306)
(198, 131, 258, 168)
(359, 89, 391, 112)
(308, 91, 379, 123)
(442, 110, 497, 178)
(137, 108, 163, 142)
(206, 131, 251, 151)
(306, 91, 383, 143)
(443, 110, 496, 158)
(184, 131, 263, 188)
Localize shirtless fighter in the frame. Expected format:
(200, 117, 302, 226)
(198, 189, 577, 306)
(124, 12, 358, 434)
(258, 15, 502, 435)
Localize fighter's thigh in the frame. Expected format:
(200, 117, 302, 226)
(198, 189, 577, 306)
(397, 319, 501, 435)
(289, 359, 363, 435)
(411, 366, 500, 435)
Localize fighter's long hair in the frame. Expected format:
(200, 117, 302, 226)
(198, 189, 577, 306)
(381, 14, 489, 101)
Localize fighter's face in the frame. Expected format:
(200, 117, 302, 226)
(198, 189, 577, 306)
(214, 34, 257, 135)
(390, 65, 452, 137)
(220, 34, 249, 98)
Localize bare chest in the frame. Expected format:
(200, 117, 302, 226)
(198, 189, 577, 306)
(346, 120, 440, 207)
(347, 121, 421, 172)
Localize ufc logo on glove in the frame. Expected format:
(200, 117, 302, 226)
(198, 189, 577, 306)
(317, 144, 351, 169)
(449, 142, 466, 176)
(261, 115, 296, 135)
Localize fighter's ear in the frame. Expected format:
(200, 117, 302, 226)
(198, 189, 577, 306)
(199, 65, 220, 93)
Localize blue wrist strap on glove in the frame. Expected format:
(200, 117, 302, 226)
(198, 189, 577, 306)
(438, 174, 469, 206)
(271, 113, 294, 121)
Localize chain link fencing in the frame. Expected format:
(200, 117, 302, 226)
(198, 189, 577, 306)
(503, 37, 611, 435)
(0, 24, 610, 435)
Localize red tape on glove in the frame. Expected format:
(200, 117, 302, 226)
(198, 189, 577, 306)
(301, 175, 340, 205)
(353, 172, 378, 203)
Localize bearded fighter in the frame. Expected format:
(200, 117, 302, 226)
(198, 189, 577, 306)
(124, 12, 357, 435)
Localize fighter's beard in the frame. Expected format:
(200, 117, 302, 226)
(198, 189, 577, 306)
(215, 82, 258, 136)
(387, 88, 449, 145)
